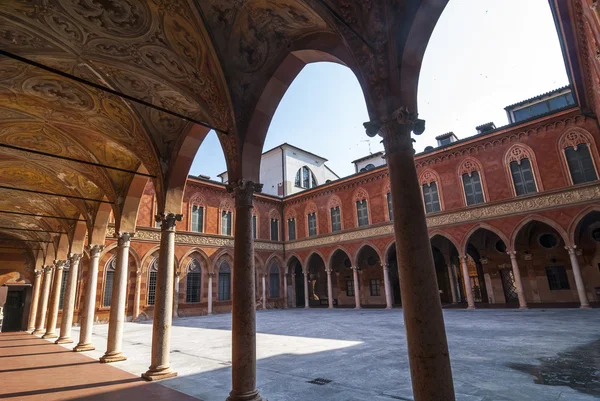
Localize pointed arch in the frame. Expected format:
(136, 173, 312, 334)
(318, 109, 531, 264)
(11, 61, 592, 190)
(504, 143, 544, 195)
(327, 246, 352, 268)
(460, 224, 510, 255)
(429, 230, 461, 254)
(354, 242, 383, 267)
(304, 250, 326, 273)
(457, 156, 489, 205)
(509, 215, 570, 251)
(418, 168, 444, 212)
(557, 127, 600, 185)
(568, 204, 600, 245)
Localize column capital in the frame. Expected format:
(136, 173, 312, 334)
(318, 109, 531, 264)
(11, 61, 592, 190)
(382, 263, 390, 270)
(208, 272, 215, 278)
(565, 245, 577, 255)
(43, 265, 53, 273)
(53, 260, 67, 270)
(364, 106, 425, 154)
(325, 268, 333, 273)
(156, 213, 183, 232)
(226, 180, 263, 207)
(506, 250, 517, 258)
(34, 269, 43, 276)
(87, 244, 104, 257)
(69, 253, 83, 265)
(114, 231, 135, 245)
(303, 271, 308, 276)
(136, 269, 143, 278)
(175, 270, 182, 277)
(458, 255, 468, 262)
(351, 266, 360, 272)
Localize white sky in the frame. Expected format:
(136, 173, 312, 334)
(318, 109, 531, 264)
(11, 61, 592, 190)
(190, 0, 569, 180)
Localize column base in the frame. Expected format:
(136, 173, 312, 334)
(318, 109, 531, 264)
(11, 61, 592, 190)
(385, 306, 392, 310)
(142, 366, 178, 382)
(354, 306, 361, 310)
(55, 337, 73, 344)
(73, 343, 95, 352)
(518, 306, 529, 310)
(32, 329, 45, 335)
(42, 332, 57, 339)
(580, 304, 592, 309)
(226, 389, 264, 401)
(99, 352, 127, 363)
(466, 306, 476, 310)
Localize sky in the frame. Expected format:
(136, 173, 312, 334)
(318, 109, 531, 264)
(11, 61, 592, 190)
(190, 0, 569, 180)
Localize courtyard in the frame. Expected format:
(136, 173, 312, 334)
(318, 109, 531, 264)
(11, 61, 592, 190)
(44, 309, 600, 401)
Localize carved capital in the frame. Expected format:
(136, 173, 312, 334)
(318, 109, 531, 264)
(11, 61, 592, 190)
(351, 266, 360, 272)
(565, 245, 577, 255)
(364, 106, 424, 154)
(208, 272, 215, 278)
(54, 260, 67, 270)
(115, 231, 134, 246)
(136, 269, 142, 278)
(88, 244, 104, 258)
(226, 180, 263, 207)
(382, 263, 390, 270)
(325, 268, 333, 273)
(69, 253, 83, 265)
(34, 269, 43, 276)
(156, 213, 183, 232)
(506, 251, 517, 259)
(44, 265, 53, 273)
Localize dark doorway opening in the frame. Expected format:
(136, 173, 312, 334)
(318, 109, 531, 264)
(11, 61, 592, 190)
(386, 245, 402, 305)
(2, 288, 26, 332)
(294, 262, 305, 308)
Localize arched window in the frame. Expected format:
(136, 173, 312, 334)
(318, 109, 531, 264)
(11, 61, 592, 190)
(186, 259, 202, 303)
(191, 204, 204, 233)
(218, 261, 231, 301)
(420, 171, 442, 213)
(269, 264, 280, 298)
(103, 257, 116, 307)
(510, 159, 537, 195)
(295, 166, 318, 189)
(459, 159, 485, 206)
(565, 144, 597, 184)
(356, 200, 369, 226)
(307, 213, 317, 236)
(147, 258, 158, 306)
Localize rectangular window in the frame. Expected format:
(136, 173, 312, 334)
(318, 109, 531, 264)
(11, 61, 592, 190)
(103, 270, 114, 307)
(356, 200, 369, 226)
(269, 271, 280, 298)
(462, 172, 485, 205)
(222, 211, 232, 236)
(270, 219, 279, 241)
(565, 144, 598, 184)
(422, 182, 441, 213)
(186, 272, 201, 303)
(545, 266, 570, 290)
(302, 167, 310, 188)
(288, 218, 296, 241)
(58, 271, 69, 310)
(387, 192, 393, 221)
(510, 159, 537, 196)
(252, 215, 257, 239)
(191, 205, 204, 233)
(346, 280, 355, 296)
(330, 206, 341, 232)
(308, 213, 317, 237)
(148, 271, 157, 305)
(218, 272, 231, 301)
(369, 279, 381, 296)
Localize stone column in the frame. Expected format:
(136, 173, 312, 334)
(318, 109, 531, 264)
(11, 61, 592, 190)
(325, 268, 334, 309)
(74, 245, 103, 351)
(352, 267, 361, 309)
(133, 269, 142, 321)
(382, 264, 393, 309)
(365, 109, 455, 400)
(459, 256, 476, 309)
(303, 271, 309, 309)
(43, 260, 66, 339)
(566, 246, 590, 308)
(142, 213, 181, 381)
(225, 180, 264, 401)
(261, 273, 267, 310)
(207, 272, 214, 314)
(100, 232, 132, 363)
(507, 251, 527, 309)
(33, 266, 53, 335)
(283, 273, 288, 309)
(28, 270, 43, 332)
(291, 274, 296, 308)
(446, 264, 458, 304)
(173, 271, 180, 318)
(56, 254, 82, 344)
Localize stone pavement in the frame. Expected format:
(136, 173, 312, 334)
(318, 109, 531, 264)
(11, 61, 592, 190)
(60, 309, 600, 401)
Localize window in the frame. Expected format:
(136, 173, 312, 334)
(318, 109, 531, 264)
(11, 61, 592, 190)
(539, 233, 558, 249)
(147, 259, 158, 305)
(191, 205, 204, 232)
(269, 265, 280, 298)
(186, 259, 201, 303)
(307, 213, 317, 237)
(58, 269, 69, 310)
(512, 92, 575, 123)
(422, 182, 441, 213)
(295, 166, 318, 189)
(252, 215, 257, 239)
(387, 192, 393, 221)
(346, 280, 355, 296)
(510, 159, 537, 196)
(462, 172, 485, 205)
(356, 199, 369, 226)
(565, 144, 597, 184)
(330, 206, 341, 232)
(221, 210, 232, 236)
(288, 218, 296, 241)
(218, 262, 231, 301)
(369, 279, 381, 296)
(545, 266, 570, 290)
(270, 219, 279, 241)
(103, 257, 116, 307)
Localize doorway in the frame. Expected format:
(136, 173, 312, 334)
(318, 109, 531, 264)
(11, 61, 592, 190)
(2, 288, 25, 332)
(294, 263, 305, 308)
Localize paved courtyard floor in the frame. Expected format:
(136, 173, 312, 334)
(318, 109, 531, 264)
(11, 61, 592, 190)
(63, 309, 600, 401)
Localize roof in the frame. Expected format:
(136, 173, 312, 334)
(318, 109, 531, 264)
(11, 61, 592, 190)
(475, 122, 496, 131)
(435, 132, 456, 140)
(504, 86, 571, 110)
(351, 151, 384, 164)
(263, 143, 328, 162)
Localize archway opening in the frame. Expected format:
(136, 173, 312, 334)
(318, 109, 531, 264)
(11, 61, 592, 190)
(430, 235, 461, 305)
(329, 249, 352, 308)
(385, 244, 402, 306)
(306, 253, 327, 307)
(355, 245, 383, 308)
(287, 256, 303, 308)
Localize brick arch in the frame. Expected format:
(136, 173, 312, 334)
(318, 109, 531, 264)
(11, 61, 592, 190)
(255, 254, 266, 276)
(285, 253, 303, 274)
(179, 248, 210, 275)
(383, 239, 396, 263)
(457, 156, 489, 205)
(100, 242, 141, 272)
(568, 204, 600, 246)
(504, 143, 544, 195)
(265, 254, 284, 274)
(304, 250, 326, 273)
(509, 214, 570, 251)
(327, 246, 352, 268)
(284, 206, 297, 221)
(353, 242, 383, 267)
(557, 127, 600, 185)
(212, 250, 234, 275)
(140, 246, 161, 274)
(459, 224, 510, 255)
(429, 230, 461, 254)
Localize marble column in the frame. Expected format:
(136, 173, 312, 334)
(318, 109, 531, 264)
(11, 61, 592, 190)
(142, 213, 181, 381)
(382, 264, 393, 310)
(352, 267, 361, 309)
(74, 245, 103, 351)
(365, 109, 455, 400)
(207, 273, 214, 314)
(291, 274, 297, 308)
(303, 271, 309, 309)
(173, 271, 180, 318)
(283, 273, 288, 309)
(459, 256, 476, 309)
(100, 232, 132, 363)
(225, 180, 264, 401)
(507, 251, 528, 309)
(43, 260, 66, 339)
(566, 246, 590, 308)
(56, 254, 82, 344)
(33, 266, 53, 335)
(28, 270, 43, 332)
(133, 269, 142, 321)
(446, 264, 458, 304)
(261, 273, 267, 310)
(325, 268, 334, 309)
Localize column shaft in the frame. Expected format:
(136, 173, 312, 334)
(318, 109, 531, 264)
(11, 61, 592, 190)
(74, 245, 103, 351)
(33, 266, 52, 335)
(226, 180, 264, 401)
(208, 273, 214, 314)
(507, 252, 527, 309)
(459, 257, 476, 309)
(567, 246, 590, 308)
(352, 267, 361, 309)
(57, 254, 82, 343)
(43, 260, 66, 339)
(100, 233, 132, 363)
(303, 272, 309, 308)
(173, 273, 180, 318)
(133, 270, 142, 321)
(262, 274, 267, 310)
(383, 264, 393, 309)
(283, 274, 288, 309)
(326, 269, 334, 309)
(446, 264, 458, 304)
(28, 270, 43, 332)
(142, 214, 181, 380)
